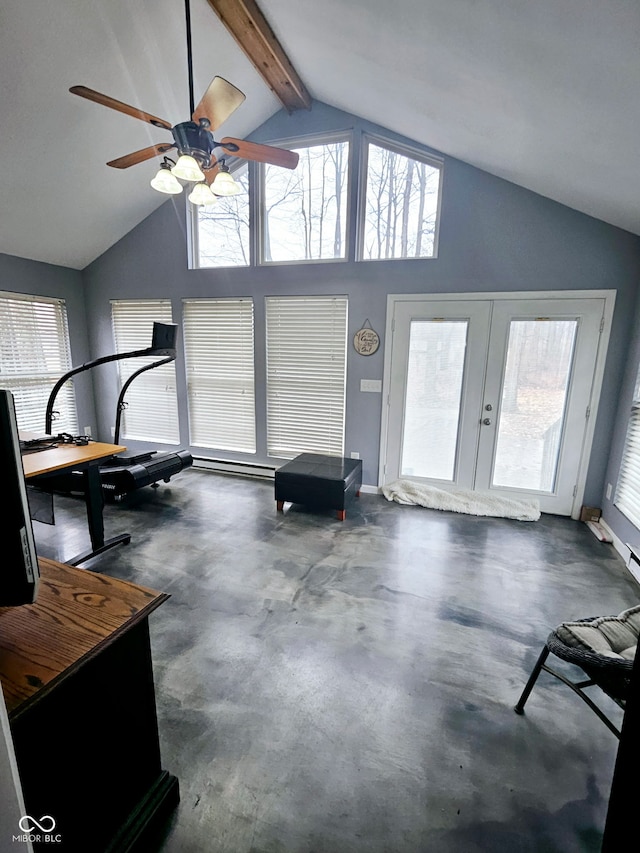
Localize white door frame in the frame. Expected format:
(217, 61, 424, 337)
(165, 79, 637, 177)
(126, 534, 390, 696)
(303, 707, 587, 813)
(379, 290, 616, 519)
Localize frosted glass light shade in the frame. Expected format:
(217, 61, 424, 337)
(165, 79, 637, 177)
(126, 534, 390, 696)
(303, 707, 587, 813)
(150, 166, 183, 194)
(188, 182, 219, 206)
(171, 154, 205, 182)
(211, 169, 240, 196)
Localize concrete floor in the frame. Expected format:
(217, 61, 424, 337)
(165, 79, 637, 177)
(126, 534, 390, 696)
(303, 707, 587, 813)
(34, 468, 640, 852)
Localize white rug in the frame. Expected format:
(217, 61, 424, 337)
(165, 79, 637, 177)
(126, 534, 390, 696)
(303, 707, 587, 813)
(382, 479, 540, 521)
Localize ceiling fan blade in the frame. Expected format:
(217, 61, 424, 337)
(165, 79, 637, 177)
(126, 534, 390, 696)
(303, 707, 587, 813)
(192, 77, 246, 130)
(107, 143, 176, 169)
(69, 86, 173, 131)
(219, 137, 299, 169)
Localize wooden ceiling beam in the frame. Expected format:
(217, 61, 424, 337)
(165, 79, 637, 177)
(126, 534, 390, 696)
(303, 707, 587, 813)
(206, 0, 311, 113)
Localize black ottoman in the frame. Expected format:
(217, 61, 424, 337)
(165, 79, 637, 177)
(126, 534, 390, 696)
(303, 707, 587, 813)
(275, 453, 363, 521)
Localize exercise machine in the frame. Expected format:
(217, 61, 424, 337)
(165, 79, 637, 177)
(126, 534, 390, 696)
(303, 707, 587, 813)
(45, 322, 193, 500)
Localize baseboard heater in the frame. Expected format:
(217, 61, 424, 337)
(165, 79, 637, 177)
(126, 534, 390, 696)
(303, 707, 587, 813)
(627, 545, 640, 570)
(193, 457, 275, 479)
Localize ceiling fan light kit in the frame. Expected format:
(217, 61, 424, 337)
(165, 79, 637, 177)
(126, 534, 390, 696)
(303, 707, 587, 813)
(150, 160, 183, 195)
(210, 161, 240, 196)
(171, 153, 206, 182)
(69, 0, 300, 207)
(188, 182, 219, 206)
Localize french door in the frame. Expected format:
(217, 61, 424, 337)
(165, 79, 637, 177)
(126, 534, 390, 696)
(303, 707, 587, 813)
(382, 294, 612, 515)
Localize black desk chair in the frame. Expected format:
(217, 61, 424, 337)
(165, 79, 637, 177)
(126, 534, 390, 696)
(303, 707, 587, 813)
(514, 606, 640, 738)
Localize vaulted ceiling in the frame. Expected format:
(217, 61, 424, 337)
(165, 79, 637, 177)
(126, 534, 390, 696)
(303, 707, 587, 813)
(1, 0, 638, 270)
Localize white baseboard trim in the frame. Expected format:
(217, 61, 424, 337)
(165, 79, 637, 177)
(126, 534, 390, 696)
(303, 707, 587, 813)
(599, 518, 640, 586)
(360, 484, 381, 495)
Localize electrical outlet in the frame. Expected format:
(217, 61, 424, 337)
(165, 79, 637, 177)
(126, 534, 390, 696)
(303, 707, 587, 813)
(350, 451, 360, 459)
(110, 426, 115, 437)
(606, 482, 612, 500)
(84, 426, 92, 437)
(360, 379, 382, 393)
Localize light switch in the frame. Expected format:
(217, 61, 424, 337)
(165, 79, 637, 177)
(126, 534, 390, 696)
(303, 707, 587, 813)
(360, 379, 382, 392)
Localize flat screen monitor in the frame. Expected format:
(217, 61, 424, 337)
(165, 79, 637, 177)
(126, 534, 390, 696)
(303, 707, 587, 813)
(0, 389, 39, 606)
(150, 322, 178, 354)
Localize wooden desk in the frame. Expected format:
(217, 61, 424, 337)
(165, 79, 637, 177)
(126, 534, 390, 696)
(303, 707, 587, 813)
(0, 558, 179, 852)
(20, 438, 127, 480)
(22, 437, 131, 566)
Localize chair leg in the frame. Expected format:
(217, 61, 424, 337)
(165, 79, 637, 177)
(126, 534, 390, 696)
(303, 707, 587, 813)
(514, 645, 550, 715)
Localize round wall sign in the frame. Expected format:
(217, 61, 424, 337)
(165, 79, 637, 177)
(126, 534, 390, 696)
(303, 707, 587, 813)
(353, 321, 380, 356)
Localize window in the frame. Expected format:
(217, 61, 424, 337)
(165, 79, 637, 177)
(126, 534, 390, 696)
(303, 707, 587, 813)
(0, 291, 77, 432)
(360, 137, 442, 260)
(190, 130, 446, 268)
(262, 136, 350, 263)
(266, 295, 347, 458)
(195, 163, 250, 268)
(110, 300, 179, 443)
(183, 299, 256, 453)
(615, 363, 640, 528)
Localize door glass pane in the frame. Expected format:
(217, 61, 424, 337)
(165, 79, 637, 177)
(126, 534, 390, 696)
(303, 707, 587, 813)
(401, 320, 468, 480)
(492, 320, 577, 491)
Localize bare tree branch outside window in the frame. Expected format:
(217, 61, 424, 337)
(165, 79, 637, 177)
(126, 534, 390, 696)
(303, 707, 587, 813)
(264, 140, 349, 262)
(363, 143, 441, 259)
(195, 138, 440, 266)
(198, 164, 250, 268)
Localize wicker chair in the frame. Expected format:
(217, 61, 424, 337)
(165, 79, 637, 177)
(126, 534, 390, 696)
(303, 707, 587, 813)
(514, 607, 640, 738)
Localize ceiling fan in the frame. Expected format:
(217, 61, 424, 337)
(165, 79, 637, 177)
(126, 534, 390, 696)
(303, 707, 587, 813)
(69, 0, 299, 203)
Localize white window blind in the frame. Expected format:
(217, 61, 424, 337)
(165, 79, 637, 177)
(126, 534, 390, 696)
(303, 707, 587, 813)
(266, 295, 347, 459)
(110, 300, 179, 443)
(615, 365, 640, 529)
(0, 291, 77, 432)
(183, 299, 256, 453)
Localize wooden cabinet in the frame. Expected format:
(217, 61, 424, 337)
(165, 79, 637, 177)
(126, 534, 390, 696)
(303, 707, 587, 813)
(0, 558, 178, 852)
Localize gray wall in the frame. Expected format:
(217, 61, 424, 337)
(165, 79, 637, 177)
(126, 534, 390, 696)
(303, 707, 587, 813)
(83, 101, 640, 500)
(602, 285, 640, 547)
(0, 102, 638, 532)
(0, 252, 96, 433)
